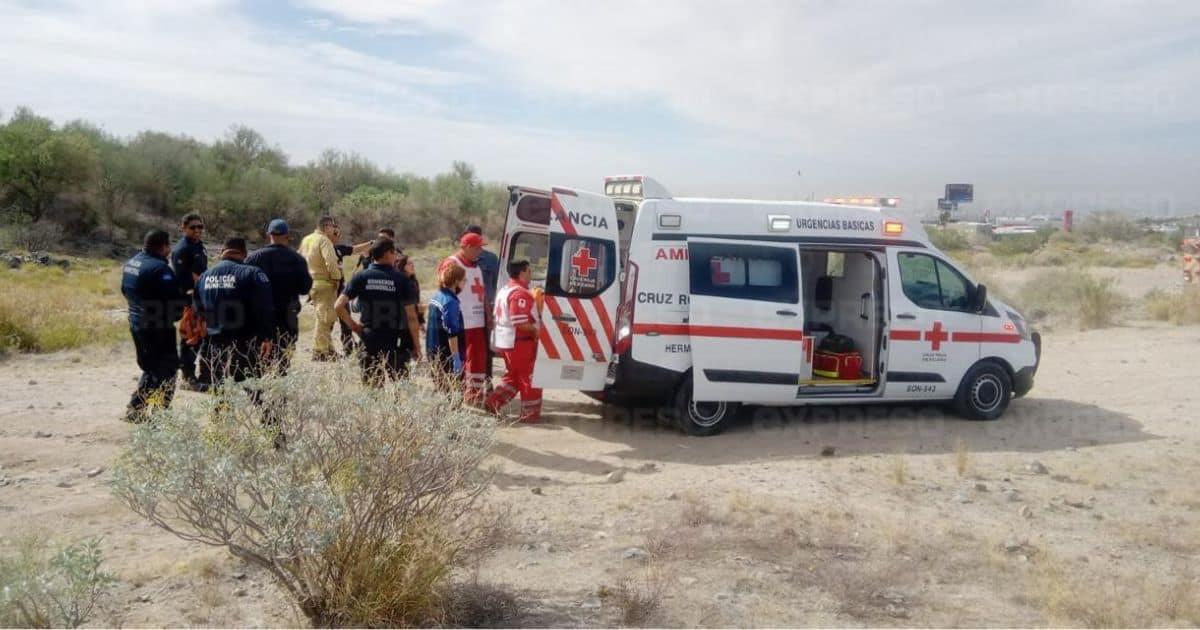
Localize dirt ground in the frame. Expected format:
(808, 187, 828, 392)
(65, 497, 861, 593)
(2, 271, 1200, 626)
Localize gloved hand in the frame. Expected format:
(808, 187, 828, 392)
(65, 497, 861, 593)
(451, 354, 464, 374)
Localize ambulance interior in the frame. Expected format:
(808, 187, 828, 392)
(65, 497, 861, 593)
(799, 249, 885, 389)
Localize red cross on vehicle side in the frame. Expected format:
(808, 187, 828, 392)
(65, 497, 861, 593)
(924, 321, 949, 351)
(571, 247, 597, 277)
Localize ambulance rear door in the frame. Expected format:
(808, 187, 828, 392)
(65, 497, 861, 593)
(497, 186, 551, 290)
(687, 238, 807, 403)
(532, 187, 621, 391)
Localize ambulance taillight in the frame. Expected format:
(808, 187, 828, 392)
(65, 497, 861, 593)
(613, 260, 639, 355)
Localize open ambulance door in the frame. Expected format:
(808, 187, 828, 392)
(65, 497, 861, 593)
(687, 238, 808, 403)
(531, 187, 621, 391)
(497, 186, 551, 291)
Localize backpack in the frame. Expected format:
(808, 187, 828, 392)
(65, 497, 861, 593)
(818, 333, 856, 354)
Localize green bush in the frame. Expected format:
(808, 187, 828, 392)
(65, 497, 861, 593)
(1017, 268, 1126, 329)
(0, 537, 116, 628)
(928, 227, 970, 252)
(110, 363, 500, 627)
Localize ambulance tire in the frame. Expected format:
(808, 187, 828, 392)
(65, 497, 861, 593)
(953, 361, 1012, 421)
(673, 375, 740, 436)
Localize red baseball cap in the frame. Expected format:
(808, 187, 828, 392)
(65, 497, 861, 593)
(460, 232, 486, 247)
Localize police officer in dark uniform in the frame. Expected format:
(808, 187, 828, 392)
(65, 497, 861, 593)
(335, 239, 421, 386)
(196, 238, 275, 387)
(121, 230, 186, 422)
(172, 213, 210, 391)
(246, 219, 312, 374)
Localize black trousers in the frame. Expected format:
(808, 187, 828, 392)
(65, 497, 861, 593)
(130, 326, 179, 412)
(268, 312, 301, 375)
(359, 330, 410, 386)
(205, 336, 265, 385)
(180, 335, 212, 383)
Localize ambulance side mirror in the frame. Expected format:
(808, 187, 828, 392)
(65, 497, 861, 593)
(972, 284, 988, 313)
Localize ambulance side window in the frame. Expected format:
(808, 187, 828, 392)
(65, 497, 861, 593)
(898, 252, 974, 312)
(509, 232, 548, 282)
(690, 242, 798, 304)
(546, 234, 615, 298)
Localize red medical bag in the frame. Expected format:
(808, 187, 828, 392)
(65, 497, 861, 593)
(812, 350, 863, 380)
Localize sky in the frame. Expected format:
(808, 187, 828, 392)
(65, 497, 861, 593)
(1, 0, 1198, 216)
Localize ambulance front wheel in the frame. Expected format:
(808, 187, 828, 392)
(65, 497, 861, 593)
(954, 361, 1012, 421)
(673, 375, 740, 436)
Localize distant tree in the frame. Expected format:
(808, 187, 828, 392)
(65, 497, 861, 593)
(0, 108, 98, 221)
(63, 120, 138, 238)
(213, 126, 288, 177)
(125, 131, 207, 216)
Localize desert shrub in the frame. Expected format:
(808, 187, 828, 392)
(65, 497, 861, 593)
(1017, 268, 1126, 329)
(110, 363, 498, 627)
(1144, 288, 1200, 324)
(927, 227, 970, 253)
(0, 262, 125, 354)
(0, 537, 116, 628)
(988, 233, 1047, 257)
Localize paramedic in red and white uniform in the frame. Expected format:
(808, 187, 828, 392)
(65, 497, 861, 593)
(486, 260, 542, 423)
(438, 232, 489, 405)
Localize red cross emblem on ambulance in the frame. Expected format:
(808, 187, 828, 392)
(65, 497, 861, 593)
(571, 247, 598, 277)
(923, 321, 949, 351)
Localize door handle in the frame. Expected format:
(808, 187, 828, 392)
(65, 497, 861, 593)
(554, 314, 577, 323)
(776, 310, 798, 317)
(860, 293, 870, 320)
(896, 313, 916, 320)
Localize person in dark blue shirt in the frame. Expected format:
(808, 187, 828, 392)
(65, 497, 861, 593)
(335, 239, 421, 386)
(465, 224, 500, 385)
(426, 263, 466, 390)
(171, 212, 210, 391)
(121, 229, 186, 422)
(196, 237, 275, 386)
(246, 219, 313, 373)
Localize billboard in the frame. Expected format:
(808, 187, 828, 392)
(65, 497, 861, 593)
(937, 198, 954, 211)
(945, 184, 974, 203)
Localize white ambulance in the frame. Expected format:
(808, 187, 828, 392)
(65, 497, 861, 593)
(496, 176, 1041, 435)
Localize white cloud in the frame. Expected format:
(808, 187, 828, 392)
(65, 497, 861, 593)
(1, 0, 1198, 212)
(301, 0, 1200, 211)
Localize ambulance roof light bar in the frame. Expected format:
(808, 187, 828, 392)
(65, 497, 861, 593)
(604, 175, 672, 200)
(823, 196, 900, 208)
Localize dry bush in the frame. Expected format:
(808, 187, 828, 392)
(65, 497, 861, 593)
(0, 536, 116, 628)
(0, 261, 125, 353)
(441, 580, 523, 628)
(954, 438, 969, 477)
(891, 453, 909, 486)
(1144, 288, 1200, 324)
(607, 570, 666, 627)
(679, 496, 722, 528)
(1017, 268, 1126, 329)
(1034, 560, 1200, 627)
(110, 363, 498, 627)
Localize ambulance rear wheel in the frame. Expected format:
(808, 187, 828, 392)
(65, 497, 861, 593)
(673, 375, 739, 436)
(954, 361, 1012, 421)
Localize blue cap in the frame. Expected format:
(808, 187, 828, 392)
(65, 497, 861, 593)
(267, 219, 289, 235)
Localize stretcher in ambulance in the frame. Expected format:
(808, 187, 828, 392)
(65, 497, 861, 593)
(496, 177, 1041, 436)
